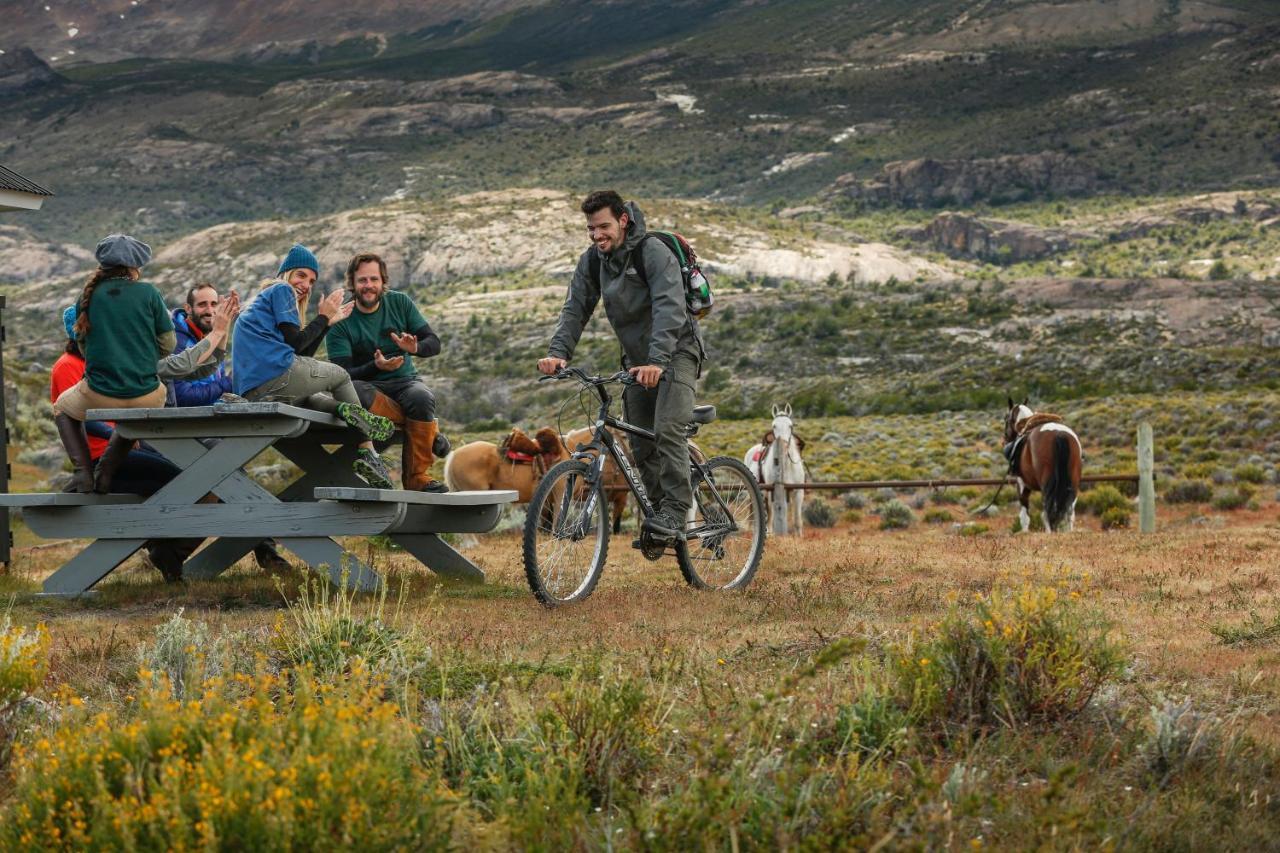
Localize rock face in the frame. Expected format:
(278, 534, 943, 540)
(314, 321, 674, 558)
(0, 47, 63, 96)
(832, 152, 1096, 207)
(0, 226, 94, 285)
(902, 212, 1090, 262)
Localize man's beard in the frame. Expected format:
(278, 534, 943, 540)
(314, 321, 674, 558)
(193, 315, 214, 333)
(357, 288, 382, 308)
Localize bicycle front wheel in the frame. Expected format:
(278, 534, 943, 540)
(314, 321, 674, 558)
(677, 456, 766, 590)
(522, 459, 610, 607)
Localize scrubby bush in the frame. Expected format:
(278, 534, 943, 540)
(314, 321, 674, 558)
(1234, 463, 1267, 484)
(803, 498, 838, 529)
(958, 523, 989, 537)
(1, 614, 49, 768)
(842, 492, 866, 510)
(1211, 489, 1249, 511)
(878, 500, 914, 530)
(923, 509, 953, 524)
(1078, 485, 1128, 516)
(837, 687, 909, 755)
(1, 666, 459, 850)
(1164, 480, 1213, 504)
(842, 510, 863, 524)
(893, 586, 1125, 736)
(1141, 697, 1222, 781)
(1100, 506, 1131, 530)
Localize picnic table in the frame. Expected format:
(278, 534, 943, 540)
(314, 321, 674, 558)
(0, 402, 516, 596)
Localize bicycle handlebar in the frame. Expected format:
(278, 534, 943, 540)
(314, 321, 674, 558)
(540, 367, 636, 388)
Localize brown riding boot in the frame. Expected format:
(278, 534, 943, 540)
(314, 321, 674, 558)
(55, 414, 95, 494)
(93, 433, 135, 494)
(404, 419, 448, 493)
(367, 391, 404, 423)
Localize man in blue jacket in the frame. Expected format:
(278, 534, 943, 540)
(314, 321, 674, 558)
(170, 283, 234, 406)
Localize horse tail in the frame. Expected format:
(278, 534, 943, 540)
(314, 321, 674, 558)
(1042, 434, 1076, 531)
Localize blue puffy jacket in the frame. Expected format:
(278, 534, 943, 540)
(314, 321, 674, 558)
(170, 308, 232, 406)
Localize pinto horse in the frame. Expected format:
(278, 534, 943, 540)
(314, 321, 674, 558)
(744, 404, 808, 534)
(1003, 397, 1082, 533)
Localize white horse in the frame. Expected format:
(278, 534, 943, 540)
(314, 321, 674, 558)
(743, 404, 807, 535)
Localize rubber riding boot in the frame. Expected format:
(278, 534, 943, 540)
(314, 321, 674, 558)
(404, 418, 448, 493)
(93, 433, 135, 494)
(54, 414, 96, 494)
(365, 391, 403, 452)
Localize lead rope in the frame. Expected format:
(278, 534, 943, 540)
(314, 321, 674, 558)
(972, 437, 1021, 516)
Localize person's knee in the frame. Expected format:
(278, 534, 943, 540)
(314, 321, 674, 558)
(399, 384, 436, 420)
(353, 380, 376, 410)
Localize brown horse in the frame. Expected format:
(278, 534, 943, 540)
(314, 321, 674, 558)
(1003, 396, 1082, 533)
(443, 427, 569, 503)
(564, 426, 630, 533)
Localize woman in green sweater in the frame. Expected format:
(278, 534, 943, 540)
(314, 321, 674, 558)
(53, 234, 177, 493)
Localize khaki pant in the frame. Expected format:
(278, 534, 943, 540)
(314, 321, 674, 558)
(53, 379, 166, 420)
(244, 356, 359, 414)
(622, 351, 699, 518)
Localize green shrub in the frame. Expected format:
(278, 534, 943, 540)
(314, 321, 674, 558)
(1208, 259, 1231, 280)
(878, 500, 914, 530)
(1164, 480, 1213, 504)
(923, 509, 953, 524)
(959, 522, 989, 537)
(1100, 506, 1131, 530)
(837, 687, 909, 755)
(1, 613, 49, 769)
(842, 510, 863, 524)
(803, 498, 838, 529)
(892, 586, 1125, 736)
(1234, 463, 1267, 484)
(1211, 489, 1249, 511)
(1141, 697, 1222, 780)
(842, 492, 867, 510)
(1078, 485, 1128, 516)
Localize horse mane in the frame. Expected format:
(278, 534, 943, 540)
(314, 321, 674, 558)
(534, 427, 564, 456)
(1016, 412, 1064, 434)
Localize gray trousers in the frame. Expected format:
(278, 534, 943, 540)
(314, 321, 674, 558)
(244, 356, 360, 413)
(622, 351, 699, 518)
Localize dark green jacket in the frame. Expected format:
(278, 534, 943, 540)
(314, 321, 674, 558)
(548, 202, 703, 371)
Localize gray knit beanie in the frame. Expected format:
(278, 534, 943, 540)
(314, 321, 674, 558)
(95, 234, 152, 269)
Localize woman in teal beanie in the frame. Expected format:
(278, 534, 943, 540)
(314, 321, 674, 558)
(232, 244, 395, 488)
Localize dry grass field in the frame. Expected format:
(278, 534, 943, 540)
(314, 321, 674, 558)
(2, 486, 1279, 848)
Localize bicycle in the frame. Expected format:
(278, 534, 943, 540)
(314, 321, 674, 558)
(522, 367, 766, 607)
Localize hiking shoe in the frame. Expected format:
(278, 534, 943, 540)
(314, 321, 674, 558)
(253, 541, 293, 574)
(641, 511, 685, 542)
(354, 448, 394, 489)
(419, 479, 449, 494)
(337, 401, 395, 442)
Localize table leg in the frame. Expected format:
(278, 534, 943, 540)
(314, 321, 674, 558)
(41, 538, 146, 596)
(389, 534, 485, 584)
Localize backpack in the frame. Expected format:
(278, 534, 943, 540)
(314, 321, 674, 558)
(591, 230, 714, 320)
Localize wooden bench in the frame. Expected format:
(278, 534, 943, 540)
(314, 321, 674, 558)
(0, 403, 515, 595)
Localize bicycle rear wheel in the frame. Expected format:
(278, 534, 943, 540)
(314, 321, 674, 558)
(677, 456, 766, 590)
(522, 459, 610, 606)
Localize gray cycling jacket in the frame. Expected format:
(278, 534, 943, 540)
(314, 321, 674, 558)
(547, 202, 703, 371)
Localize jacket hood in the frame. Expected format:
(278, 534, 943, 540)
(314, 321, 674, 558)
(172, 307, 204, 341)
(621, 201, 648, 253)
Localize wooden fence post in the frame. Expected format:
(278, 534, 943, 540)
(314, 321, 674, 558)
(773, 482, 788, 536)
(1137, 422, 1156, 533)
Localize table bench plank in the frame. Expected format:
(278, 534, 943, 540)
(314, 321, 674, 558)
(0, 493, 143, 507)
(314, 487, 518, 506)
(24, 501, 406, 539)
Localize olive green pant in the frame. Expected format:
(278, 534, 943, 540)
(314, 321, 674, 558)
(622, 351, 699, 519)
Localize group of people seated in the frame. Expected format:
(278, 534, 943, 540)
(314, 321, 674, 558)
(48, 235, 449, 579)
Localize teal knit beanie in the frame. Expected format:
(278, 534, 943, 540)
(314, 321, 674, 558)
(277, 244, 319, 277)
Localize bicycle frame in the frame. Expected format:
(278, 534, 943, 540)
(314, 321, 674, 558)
(556, 371, 740, 544)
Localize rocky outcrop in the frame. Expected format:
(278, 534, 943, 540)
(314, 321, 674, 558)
(0, 226, 94, 285)
(831, 152, 1097, 207)
(901, 212, 1091, 262)
(0, 47, 63, 96)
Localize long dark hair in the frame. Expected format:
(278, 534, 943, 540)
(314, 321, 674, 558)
(73, 265, 132, 337)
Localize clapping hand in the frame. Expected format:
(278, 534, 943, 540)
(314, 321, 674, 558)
(211, 291, 241, 334)
(374, 349, 405, 371)
(389, 330, 418, 354)
(318, 289, 353, 325)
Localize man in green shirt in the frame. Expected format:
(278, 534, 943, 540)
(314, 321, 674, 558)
(327, 253, 448, 492)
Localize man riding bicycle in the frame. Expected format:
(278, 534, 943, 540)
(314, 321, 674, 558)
(538, 190, 704, 543)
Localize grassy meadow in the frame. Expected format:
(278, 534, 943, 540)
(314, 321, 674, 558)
(2, 392, 1280, 849)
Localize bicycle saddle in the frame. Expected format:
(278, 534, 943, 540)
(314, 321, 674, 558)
(691, 405, 717, 425)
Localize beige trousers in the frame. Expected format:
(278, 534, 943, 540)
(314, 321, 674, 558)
(52, 379, 166, 420)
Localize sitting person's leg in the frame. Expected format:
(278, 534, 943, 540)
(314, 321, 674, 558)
(246, 357, 395, 488)
(53, 379, 166, 493)
(377, 377, 447, 492)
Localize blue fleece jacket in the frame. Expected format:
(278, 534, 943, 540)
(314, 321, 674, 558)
(170, 307, 232, 406)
